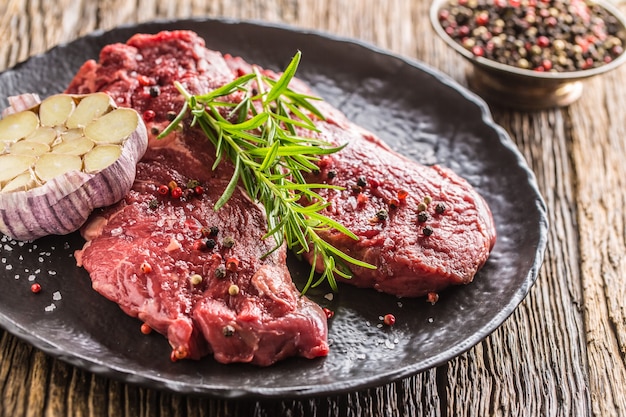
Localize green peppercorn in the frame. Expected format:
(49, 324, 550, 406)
(376, 210, 388, 221)
(222, 236, 235, 248)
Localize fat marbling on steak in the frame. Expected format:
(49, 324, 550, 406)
(68, 29, 495, 364)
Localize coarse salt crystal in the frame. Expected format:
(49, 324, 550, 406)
(28, 275, 36, 281)
(324, 293, 334, 301)
(52, 291, 62, 301)
(44, 303, 56, 312)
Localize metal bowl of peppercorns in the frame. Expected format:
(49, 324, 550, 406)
(430, 0, 626, 109)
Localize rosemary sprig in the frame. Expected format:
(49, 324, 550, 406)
(159, 51, 375, 292)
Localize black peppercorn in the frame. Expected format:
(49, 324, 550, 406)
(205, 239, 216, 250)
(418, 211, 429, 223)
(423, 226, 434, 236)
(435, 202, 447, 214)
(327, 169, 337, 179)
(357, 176, 367, 187)
(376, 210, 388, 221)
(149, 86, 160, 97)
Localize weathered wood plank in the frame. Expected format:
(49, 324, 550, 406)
(4, 0, 626, 416)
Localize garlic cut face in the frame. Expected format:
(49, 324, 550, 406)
(0, 93, 148, 241)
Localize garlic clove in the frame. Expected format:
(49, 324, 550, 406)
(35, 153, 83, 182)
(0, 154, 36, 183)
(83, 145, 122, 173)
(84, 108, 139, 144)
(52, 135, 95, 155)
(0, 111, 39, 142)
(11, 140, 50, 156)
(66, 92, 112, 129)
(38, 94, 76, 127)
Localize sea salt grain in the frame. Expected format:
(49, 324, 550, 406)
(44, 304, 56, 312)
(52, 291, 62, 301)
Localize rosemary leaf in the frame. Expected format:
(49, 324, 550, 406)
(158, 51, 377, 293)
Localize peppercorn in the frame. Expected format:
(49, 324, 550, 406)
(143, 110, 156, 121)
(205, 238, 217, 250)
(30, 283, 41, 294)
(193, 240, 206, 251)
(150, 126, 160, 136)
(356, 176, 367, 187)
(327, 169, 337, 179)
(148, 199, 159, 210)
(226, 257, 240, 272)
(417, 202, 428, 212)
(149, 86, 160, 98)
(215, 265, 226, 279)
(186, 179, 200, 189)
(189, 274, 203, 286)
(427, 292, 440, 304)
(170, 186, 183, 199)
(157, 184, 169, 195)
(222, 236, 235, 248)
(418, 211, 429, 223)
(423, 225, 434, 236)
(140, 262, 152, 274)
(167, 111, 177, 121)
(435, 202, 447, 214)
(383, 314, 396, 326)
(171, 345, 189, 361)
(140, 323, 152, 334)
(223, 325, 235, 337)
(228, 284, 240, 296)
(376, 209, 388, 221)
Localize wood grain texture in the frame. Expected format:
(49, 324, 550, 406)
(1, 0, 626, 416)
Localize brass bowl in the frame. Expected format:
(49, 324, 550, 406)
(430, 0, 626, 110)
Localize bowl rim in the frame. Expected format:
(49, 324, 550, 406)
(429, 0, 626, 81)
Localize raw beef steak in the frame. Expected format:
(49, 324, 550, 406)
(70, 31, 329, 365)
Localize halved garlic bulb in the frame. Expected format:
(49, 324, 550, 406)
(0, 92, 148, 240)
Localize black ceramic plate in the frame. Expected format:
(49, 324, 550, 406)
(0, 19, 548, 398)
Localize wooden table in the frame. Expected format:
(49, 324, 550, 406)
(1, 0, 626, 415)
